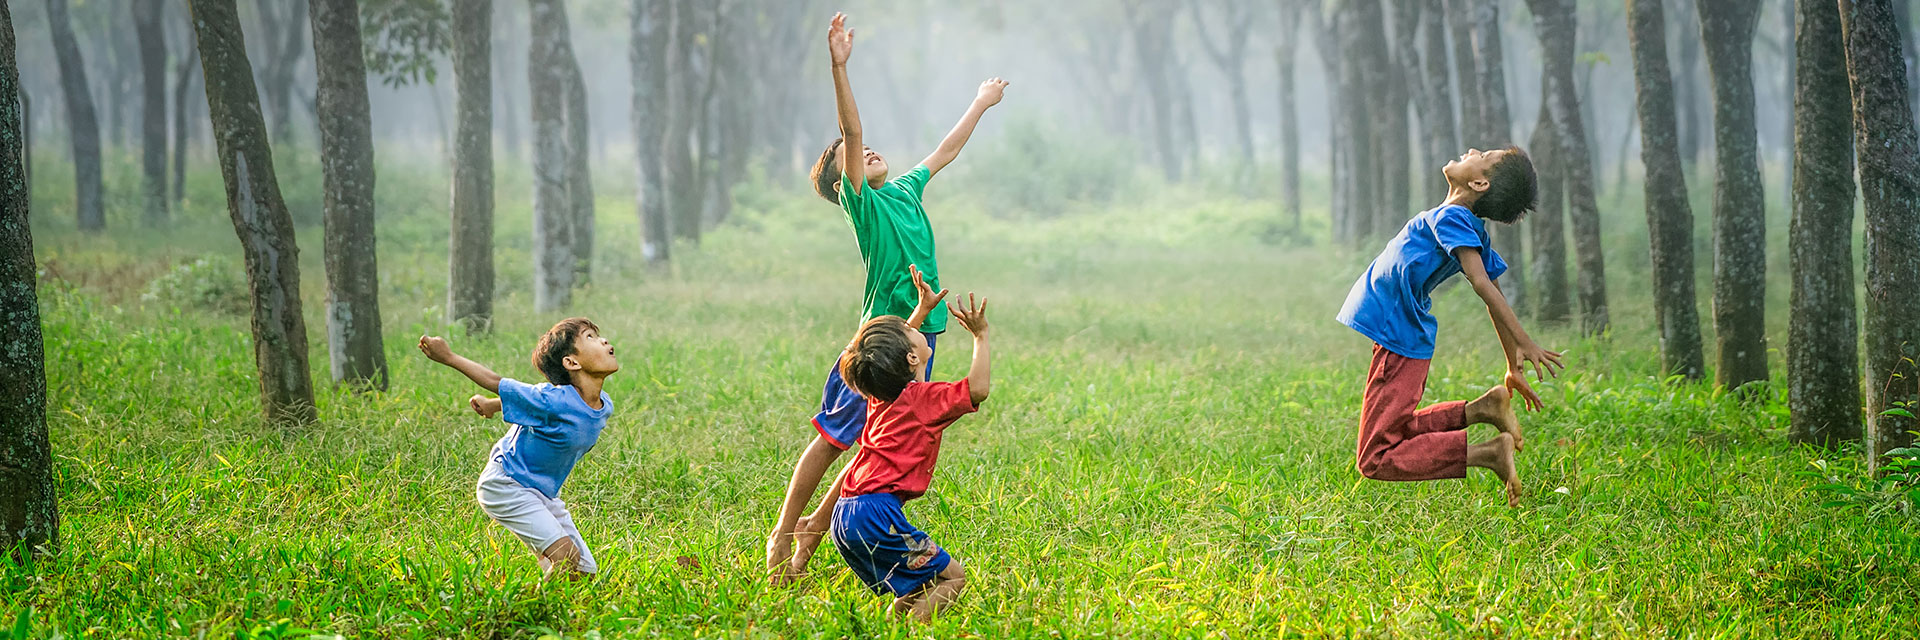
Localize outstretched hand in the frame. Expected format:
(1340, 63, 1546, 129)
(417, 335, 453, 364)
(1516, 342, 1566, 382)
(1505, 369, 1544, 412)
(469, 394, 501, 419)
(975, 77, 1009, 107)
(828, 13, 853, 66)
(910, 264, 949, 311)
(949, 292, 990, 337)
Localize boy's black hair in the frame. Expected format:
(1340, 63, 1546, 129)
(533, 317, 599, 386)
(1471, 146, 1538, 224)
(810, 137, 844, 205)
(840, 316, 915, 402)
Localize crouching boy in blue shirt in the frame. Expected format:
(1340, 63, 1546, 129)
(418, 318, 619, 579)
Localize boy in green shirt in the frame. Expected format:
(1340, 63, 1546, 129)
(764, 12, 1008, 582)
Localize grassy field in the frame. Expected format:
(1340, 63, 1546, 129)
(6, 148, 1918, 638)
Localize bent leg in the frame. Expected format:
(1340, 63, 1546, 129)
(766, 434, 844, 574)
(1357, 346, 1468, 481)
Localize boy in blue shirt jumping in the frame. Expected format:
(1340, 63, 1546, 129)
(418, 318, 619, 579)
(1336, 147, 1564, 507)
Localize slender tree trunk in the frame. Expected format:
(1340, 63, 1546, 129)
(631, 0, 671, 266)
(255, 0, 308, 147)
(45, 0, 103, 231)
(663, 0, 705, 242)
(1470, 0, 1522, 311)
(1841, 0, 1920, 465)
(528, 0, 573, 311)
(1191, 1, 1255, 187)
(1671, 0, 1705, 164)
(1698, 0, 1768, 392)
(1128, 3, 1182, 182)
(557, 19, 593, 285)
(1787, 0, 1860, 445)
(172, 42, 198, 209)
(190, 0, 317, 426)
(1337, 0, 1382, 243)
(1627, 0, 1706, 380)
(1419, 0, 1460, 202)
(1446, 0, 1481, 147)
(1376, 0, 1412, 230)
(1898, 0, 1919, 123)
(1309, 7, 1350, 238)
(0, 1, 57, 561)
(495, 2, 522, 160)
(450, 0, 495, 333)
(1526, 99, 1571, 324)
(1531, 0, 1608, 333)
(135, 0, 169, 226)
(1276, 6, 1302, 229)
(309, 0, 387, 391)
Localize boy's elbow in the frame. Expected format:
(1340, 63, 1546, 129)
(970, 387, 990, 406)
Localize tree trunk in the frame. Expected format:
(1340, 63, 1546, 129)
(1276, 5, 1302, 229)
(0, 1, 58, 561)
(1446, 0, 1481, 147)
(45, 0, 104, 232)
(1897, 0, 1919, 123)
(135, 0, 169, 227)
(1698, 0, 1768, 392)
(1337, 0, 1382, 243)
(1190, 0, 1255, 188)
(528, 0, 574, 312)
(309, 0, 387, 391)
(1309, 6, 1350, 239)
(1787, 0, 1860, 445)
(1526, 99, 1571, 325)
(631, 0, 671, 266)
(172, 39, 199, 210)
(495, 2, 522, 159)
(254, 0, 308, 147)
(1128, 3, 1182, 182)
(663, 0, 705, 242)
(1531, 0, 1608, 334)
(558, 20, 593, 285)
(1376, 0, 1412, 230)
(190, 0, 317, 426)
(1840, 0, 1920, 465)
(1418, 0, 1460, 202)
(1470, 0, 1522, 311)
(1671, 0, 1705, 164)
(450, 0, 495, 333)
(1626, 0, 1707, 380)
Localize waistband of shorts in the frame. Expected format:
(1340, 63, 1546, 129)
(837, 492, 903, 508)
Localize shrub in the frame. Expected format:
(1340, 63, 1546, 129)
(950, 117, 1137, 217)
(142, 255, 250, 315)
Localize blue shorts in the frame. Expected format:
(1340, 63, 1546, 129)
(813, 332, 937, 449)
(831, 493, 952, 597)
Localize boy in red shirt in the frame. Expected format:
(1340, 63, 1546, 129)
(829, 282, 991, 622)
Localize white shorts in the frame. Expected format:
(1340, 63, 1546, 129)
(475, 461, 598, 573)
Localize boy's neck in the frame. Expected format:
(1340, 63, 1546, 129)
(568, 374, 607, 410)
(1442, 184, 1481, 210)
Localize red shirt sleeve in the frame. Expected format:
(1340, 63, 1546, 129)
(913, 379, 979, 430)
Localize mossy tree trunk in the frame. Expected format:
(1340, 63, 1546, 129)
(1787, 0, 1861, 446)
(309, 0, 387, 391)
(44, 0, 103, 232)
(1698, 0, 1768, 393)
(1626, 0, 1706, 380)
(450, 0, 495, 333)
(134, 0, 169, 227)
(0, 0, 58, 560)
(528, 0, 574, 312)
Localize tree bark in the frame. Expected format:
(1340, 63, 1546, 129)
(1376, 0, 1412, 231)
(1446, 0, 1481, 147)
(663, 0, 706, 242)
(1897, 0, 1918, 123)
(1337, 0, 1383, 243)
(1127, 1, 1183, 182)
(135, 0, 169, 227)
(1840, 0, 1920, 465)
(450, 0, 495, 333)
(631, 0, 671, 266)
(171, 35, 199, 210)
(1469, 0, 1522, 311)
(1698, 0, 1768, 392)
(190, 0, 318, 426)
(1787, 0, 1860, 445)
(1671, 0, 1705, 164)
(1626, 0, 1706, 380)
(309, 0, 387, 391)
(254, 0, 308, 146)
(1526, 98, 1571, 325)
(0, 1, 58, 561)
(1276, 4, 1302, 229)
(1418, 0, 1460, 202)
(1530, 0, 1608, 334)
(557, 16, 593, 286)
(1308, 6, 1350, 239)
(45, 0, 104, 231)
(528, 0, 574, 312)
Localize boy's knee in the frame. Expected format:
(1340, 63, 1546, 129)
(1356, 458, 1387, 480)
(939, 557, 967, 582)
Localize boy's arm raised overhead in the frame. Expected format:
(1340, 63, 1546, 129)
(920, 78, 1008, 178)
(1455, 248, 1565, 411)
(949, 293, 991, 406)
(829, 13, 866, 199)
(418, 335, 504, 393)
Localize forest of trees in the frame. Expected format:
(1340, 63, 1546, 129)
(5, 0, 1920, 556)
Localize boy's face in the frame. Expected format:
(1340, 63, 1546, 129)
(904, 329, 931, 382)
(1443, 148, 1509, 193)
(565, 328, 620, 378)
(842, 142, 889, 186)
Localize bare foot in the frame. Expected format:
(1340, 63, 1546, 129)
(1469, 386, 1523, 452)
(1488, 433, 1521, 508)
(765, 530, 795, 583)
(787, 514, 830, 577)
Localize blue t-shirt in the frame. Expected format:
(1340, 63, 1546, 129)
(1336, 204, 1509, 359)
(489, 378, 613, 499)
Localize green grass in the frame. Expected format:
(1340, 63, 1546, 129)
(6, 147, 1918, 639)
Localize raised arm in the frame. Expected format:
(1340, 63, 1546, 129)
(418, 335, 503, 393)
(904, 264, 949, 330)
(920, 78, 1008, 177)
(1456, 248, 1564, 410)
(828, 14, 866, 198)
(949, 293, 991, 405)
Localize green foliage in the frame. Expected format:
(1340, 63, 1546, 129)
(141, 255, 249, 315)
(1803, 413, 1920, 520)
(949, 117, 1136, 218)
(361, 0, 450, 88)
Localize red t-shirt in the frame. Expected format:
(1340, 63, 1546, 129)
(840, 379, 979, 501)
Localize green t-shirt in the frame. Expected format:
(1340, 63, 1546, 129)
(840, 164, 947, 333)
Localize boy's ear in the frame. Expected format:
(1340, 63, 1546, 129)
(1468, 175, 1491, 193)
(562, 355, 583, 372)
